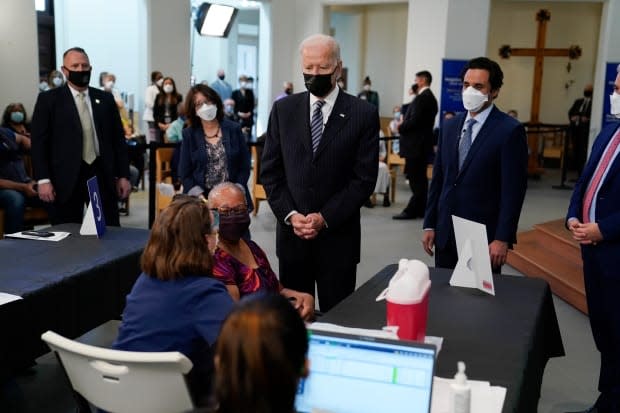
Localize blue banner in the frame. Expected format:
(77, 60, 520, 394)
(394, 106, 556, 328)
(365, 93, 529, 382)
(602, 62, 620, 128)
(440, 59, 468, 128)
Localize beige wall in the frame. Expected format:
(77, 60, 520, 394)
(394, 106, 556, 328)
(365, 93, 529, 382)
(487, 1, 602, 124)
(0, 0, 39, 117)
(329, 3, 408, 117)
(363, 4, 409, 116)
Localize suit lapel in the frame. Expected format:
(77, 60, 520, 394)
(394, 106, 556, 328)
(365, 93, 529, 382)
(315, 91, 350, 159)
(286, 93, 312, 153)
(457, 107, 499, 176)
(88, 88, 103, 142)
(63, 86, 83, 141)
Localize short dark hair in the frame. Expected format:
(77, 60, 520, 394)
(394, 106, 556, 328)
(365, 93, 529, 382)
(63, 47, 88, 59)
(185, 84, 224, 128)
(461, 57, 504, 91)
(416, 70, 432, 86)
(151, 71, 163, 83)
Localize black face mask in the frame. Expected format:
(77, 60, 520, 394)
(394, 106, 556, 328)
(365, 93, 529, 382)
(584, 90, 593, 98)
(218, 75, 225, 81)
(285, 88, 293, 95)
(303, 70, 335, 98)
(65, 69, 91, 88)
(218, 212, 251, 242)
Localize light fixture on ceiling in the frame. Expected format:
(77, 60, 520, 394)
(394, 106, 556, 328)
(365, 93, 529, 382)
(194, 3, 238, 38)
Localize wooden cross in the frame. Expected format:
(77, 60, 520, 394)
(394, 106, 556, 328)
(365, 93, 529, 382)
(499, 9, 581, 123)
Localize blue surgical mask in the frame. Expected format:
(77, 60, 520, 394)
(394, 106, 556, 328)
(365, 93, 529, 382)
(10, 111, 24, 123)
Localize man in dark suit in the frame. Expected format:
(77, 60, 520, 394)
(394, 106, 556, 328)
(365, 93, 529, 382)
(393, 70, 438, 220)
(422, 57, 528, 272)
(568, 84, 593, 177)
(261, 34, 379, 312)
(31, 47, 130, 226)
(565, 68, 620, 413)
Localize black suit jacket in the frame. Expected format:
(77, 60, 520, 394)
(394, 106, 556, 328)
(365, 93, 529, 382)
(398, 88, 438, 159)
(260, 90, 379, 262)
(30, 85, 129, 203)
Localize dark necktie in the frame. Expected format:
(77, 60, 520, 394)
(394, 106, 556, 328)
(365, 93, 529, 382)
(458, 118, 477, 170)
(311, 100, 325, 153)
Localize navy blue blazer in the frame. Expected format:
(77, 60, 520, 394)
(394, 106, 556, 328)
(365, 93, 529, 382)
(30, 85, 129, 203)
(179, 119, 251, 206)
(567, 122, 620, 275)
(261, 90, 379, 263)
(424, 106, 528, 249)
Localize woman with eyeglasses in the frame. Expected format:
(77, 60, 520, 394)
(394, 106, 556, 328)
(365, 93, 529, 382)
(208, 182, 315, 321)
(113, 195, 233, 405)
(179, 84, 251, 208)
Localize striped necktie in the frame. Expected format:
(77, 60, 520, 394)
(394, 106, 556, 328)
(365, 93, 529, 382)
(458, 118, 476, 170)
(311, 100, 325, 153)
(582, 127, 620, 223)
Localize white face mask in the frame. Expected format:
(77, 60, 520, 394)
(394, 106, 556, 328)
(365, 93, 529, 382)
(462, 86, 489, 112)
(52, 77, 63, 87)
(197, 103, 218, 121)
(156, 78, 164, 87)
(610, 91, 620, 118)
(163, 84, 174, 94)
(240, 81, 248, 89)
(363, 84, 371, 91)
(104, 80, 114, 90)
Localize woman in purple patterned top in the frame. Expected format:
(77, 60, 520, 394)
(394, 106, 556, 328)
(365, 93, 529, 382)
(209, 182, 315, 320)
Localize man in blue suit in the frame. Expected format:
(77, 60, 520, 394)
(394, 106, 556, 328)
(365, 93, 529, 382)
(261, 34, 379, 312)
(566, 67, 620, 413)
(422, 57, 528, 273)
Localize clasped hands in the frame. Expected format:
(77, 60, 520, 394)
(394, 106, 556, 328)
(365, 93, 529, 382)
(568, 218, 603, 245)
(290, 212, 325, 240)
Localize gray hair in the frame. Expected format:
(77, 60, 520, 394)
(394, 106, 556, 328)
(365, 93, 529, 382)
(208, 182, 247, 205)
(299, 34, 341, 64)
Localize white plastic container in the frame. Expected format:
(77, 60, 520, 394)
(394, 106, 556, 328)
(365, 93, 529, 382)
(451, 361, 471, 413)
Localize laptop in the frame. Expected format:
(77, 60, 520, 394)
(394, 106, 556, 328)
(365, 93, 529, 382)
(295, 329, 436, 413)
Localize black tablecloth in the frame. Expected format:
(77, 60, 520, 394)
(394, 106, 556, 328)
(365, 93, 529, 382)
(0, 224, 149, 381)
(322, 265, 565, 413)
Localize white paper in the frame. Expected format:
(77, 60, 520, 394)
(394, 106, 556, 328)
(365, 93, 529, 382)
(0, 292, 22, 306)
(431, 376, 506, 413)
(451, 215, 495, 295)
(80, 202, 97, 236)
(310, 322, 399, 340)
(309, 322, 444, 354)
(5, 231, 71, 242)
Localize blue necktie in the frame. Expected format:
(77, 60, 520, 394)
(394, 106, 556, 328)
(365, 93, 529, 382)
(458, 118, 477, 170)
(311, 100, 325, 153)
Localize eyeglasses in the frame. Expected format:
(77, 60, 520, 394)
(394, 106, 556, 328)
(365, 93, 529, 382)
(210, 205, 248, 216)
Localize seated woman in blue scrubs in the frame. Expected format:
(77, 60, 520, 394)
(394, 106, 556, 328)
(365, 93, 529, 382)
(113, 195, 234, 405)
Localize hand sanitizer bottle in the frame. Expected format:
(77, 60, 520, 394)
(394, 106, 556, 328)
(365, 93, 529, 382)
(451, 361, 471, 413)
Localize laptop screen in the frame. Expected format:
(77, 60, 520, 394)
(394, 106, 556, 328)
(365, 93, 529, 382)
(295, 329, 435, 413)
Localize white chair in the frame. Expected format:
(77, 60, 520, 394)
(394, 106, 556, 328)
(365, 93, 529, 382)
(41, 330, 195, 413)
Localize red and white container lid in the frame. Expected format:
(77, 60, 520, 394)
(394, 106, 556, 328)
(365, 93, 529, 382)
(376, 259, 431, 305)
